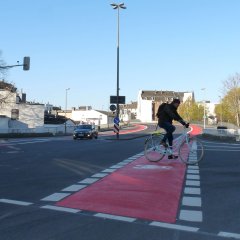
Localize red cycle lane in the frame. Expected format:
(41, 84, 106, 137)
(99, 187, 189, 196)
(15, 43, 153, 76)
(56, 125, 202, 223)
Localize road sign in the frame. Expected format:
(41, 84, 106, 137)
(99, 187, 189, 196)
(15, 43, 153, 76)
(110, 104, 116, 111)
(110, 96, 125, 104)
(114, 117, 120, 124)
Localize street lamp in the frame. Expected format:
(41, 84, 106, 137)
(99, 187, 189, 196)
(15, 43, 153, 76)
(201, 88, 206, 129)
(110, 2, 126, 139)
(65, 88, 70, 135)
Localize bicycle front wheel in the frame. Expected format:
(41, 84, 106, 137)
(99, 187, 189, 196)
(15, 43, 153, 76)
(179, 136, 204, 165)
(144, 134, 165, 162)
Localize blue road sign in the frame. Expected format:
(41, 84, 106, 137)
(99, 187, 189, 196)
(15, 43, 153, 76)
(114, 117, 120, 124)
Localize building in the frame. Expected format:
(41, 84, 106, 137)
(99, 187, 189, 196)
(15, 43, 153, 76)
(0, 81, 45, 133)
(119, 101, 137, 122)
(136, 90, 194, 122)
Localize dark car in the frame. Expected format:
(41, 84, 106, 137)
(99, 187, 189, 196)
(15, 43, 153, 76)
(73, 124, 98, 140)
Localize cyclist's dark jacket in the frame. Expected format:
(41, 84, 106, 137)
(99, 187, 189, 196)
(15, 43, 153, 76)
(158, 103, 184, 125)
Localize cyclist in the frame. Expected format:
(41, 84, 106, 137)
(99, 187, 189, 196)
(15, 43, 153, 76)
(157, 98, 189, 159)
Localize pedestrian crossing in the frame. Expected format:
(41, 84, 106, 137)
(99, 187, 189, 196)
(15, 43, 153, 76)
(201, 139, 240, 152)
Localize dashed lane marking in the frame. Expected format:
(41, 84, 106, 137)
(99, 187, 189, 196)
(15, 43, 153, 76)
(41, 193, 71, 202)
(179, 210, 203, 222)
(218, 232, 240, 239)
(61, 184, 87, 192)
(1, 199, 240, 239)
(184, 187, 201, 195)
(150, 221, 199, 232)
(41, 205, 81, 213)
(182, 196, 202, 207)
(0, 199, 33, 206)
(94, 213, 136, 222)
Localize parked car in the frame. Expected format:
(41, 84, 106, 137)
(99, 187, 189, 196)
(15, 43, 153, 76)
(73, 124, 98, 140)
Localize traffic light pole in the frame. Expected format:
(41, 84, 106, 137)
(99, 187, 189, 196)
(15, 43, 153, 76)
(0, 57, 30, 71)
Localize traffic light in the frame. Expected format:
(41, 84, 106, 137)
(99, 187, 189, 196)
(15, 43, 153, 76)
(23, 57, 30, 71)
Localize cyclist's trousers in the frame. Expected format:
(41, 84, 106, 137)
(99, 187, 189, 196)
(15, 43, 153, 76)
(158, 122, 176, 147)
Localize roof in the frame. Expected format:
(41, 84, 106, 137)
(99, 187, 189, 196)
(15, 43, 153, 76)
(0, 81, 17, 92)
(141, 90, 185, 102)
(120, 101, 137, 109)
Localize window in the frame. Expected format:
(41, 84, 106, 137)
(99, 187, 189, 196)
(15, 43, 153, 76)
(11, 109, 19, 120)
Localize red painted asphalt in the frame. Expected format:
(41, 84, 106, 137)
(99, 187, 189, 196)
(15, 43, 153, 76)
(56, 125, 202, 223)
(57, 157, 186, 223)
(99, 124, 147, 136)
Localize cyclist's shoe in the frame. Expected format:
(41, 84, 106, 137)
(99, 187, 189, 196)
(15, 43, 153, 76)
(168, 154, 178, 159)
(160, 141, 168, 148)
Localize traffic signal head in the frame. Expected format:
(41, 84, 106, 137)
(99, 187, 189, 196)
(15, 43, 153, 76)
(23, 57, 30, 71)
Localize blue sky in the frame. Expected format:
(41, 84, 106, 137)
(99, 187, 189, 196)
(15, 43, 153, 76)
(1, 0, 240, 110)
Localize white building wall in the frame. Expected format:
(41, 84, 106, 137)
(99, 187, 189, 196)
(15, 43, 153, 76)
(183, 92, 193, 102)
(206, 102, 217, 116)
(137, 90, 153, 122)
(137, 90, 195, 123)
(18, 104, 44, 128)
(71, 109, 108, 125)
(0, 90, 45, 131)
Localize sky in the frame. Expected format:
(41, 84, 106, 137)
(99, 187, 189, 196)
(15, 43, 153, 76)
(1, 0, 240, 111)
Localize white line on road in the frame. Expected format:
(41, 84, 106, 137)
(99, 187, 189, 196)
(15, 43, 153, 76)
(41, 205, 81, 213)
(179, 210, 203, 222)
(150, 221, 199, 232)
(218, 232, 240, 239)
(61, 184, 87, 192)
(0, 198, 33, 206)
(182, 196, 202, 207)
(95, 213, 136, 222)
(41, 193, 71, 201)
(78, 178, 99, 184)
(184, 187, 201, 195)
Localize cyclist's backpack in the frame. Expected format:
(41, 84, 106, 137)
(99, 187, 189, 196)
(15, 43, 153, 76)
(156, 102, 167, 118)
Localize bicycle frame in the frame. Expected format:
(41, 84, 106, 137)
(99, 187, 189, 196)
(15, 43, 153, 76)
(144, 125, 203, 164)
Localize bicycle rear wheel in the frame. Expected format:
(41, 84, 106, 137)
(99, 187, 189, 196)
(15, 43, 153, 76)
(179, 136, 204, 165)
(144, 134, 166, 162)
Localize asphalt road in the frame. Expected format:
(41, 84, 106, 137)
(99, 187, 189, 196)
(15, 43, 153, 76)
(0, 124, 240, 240)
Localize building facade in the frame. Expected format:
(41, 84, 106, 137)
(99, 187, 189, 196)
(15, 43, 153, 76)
(136, 90, 194, 122)
(0, 85, 45, 133)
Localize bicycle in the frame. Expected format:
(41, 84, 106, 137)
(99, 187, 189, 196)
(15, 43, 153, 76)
(144, 125, 204, 165)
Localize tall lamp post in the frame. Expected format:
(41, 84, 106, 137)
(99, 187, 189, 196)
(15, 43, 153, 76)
(201, 88, 206, 129)
(65, 88, 70, 135)
(110, 2, 126, 139)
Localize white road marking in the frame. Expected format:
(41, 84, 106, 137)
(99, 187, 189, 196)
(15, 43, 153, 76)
(41, 193, 71, 201)
(204, 148, 240, 152)
(187, 169, 200, 174)
(102, 168, 116, 173)
(117, 162, 130, 166)
(184, 187, 201, 195)
(218, 232, 240, 239)
(182, 196, 202, 207)
(91, 173, 108, 178)
(188, 166, 199, 170)
(61, 184, 87, 192)
(0, 199, 33, 206)
(94, 213, 136, 222)
(110, 164, 123, 169)
(41, 205, 81, 213)
(186, 174, 200, 180)
(78, 178, 99, 184)
(186, 180, 200, 186)
(179, 210, 203, 222)
(150, 221, 199, 232)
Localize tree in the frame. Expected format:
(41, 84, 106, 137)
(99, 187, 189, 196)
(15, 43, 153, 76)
(0, 51, 7, 79)
(178, 97, 204, 122)
(221, 73, 240, 127)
